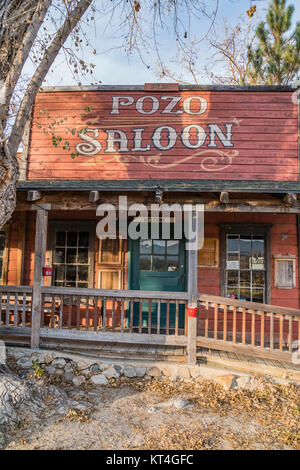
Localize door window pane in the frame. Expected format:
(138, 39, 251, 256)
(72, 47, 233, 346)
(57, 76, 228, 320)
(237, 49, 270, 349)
(139, 255, 151, 271)
(166, 256, 179, 272)
(153, 255, 165, 272)
(167, 240, 179, 255)
(153, 240, 165, 255)
(140, 240, 152, 254)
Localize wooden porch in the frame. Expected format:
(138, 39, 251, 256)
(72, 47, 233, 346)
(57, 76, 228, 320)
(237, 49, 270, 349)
(0, 284, 299, 368)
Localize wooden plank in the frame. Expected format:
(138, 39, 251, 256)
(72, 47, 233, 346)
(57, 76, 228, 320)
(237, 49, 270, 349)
(39, 327, 188, 346)
(31, 209, 48, 348)
(198, 293, 300, 318)
(196, 336, 293, 363)
(187, 209, 198, 365)
(42, 286, 188, 302)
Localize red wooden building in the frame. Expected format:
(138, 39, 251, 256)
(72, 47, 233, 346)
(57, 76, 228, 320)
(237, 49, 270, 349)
(1, 83, 300, 364)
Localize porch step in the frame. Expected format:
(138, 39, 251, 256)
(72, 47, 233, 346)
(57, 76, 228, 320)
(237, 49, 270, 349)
(40, 339, 187, 362)
(197, 347, 300, 381)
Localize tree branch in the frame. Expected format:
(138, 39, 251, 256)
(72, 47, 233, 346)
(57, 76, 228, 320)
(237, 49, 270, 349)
(8, 0, 93, 156)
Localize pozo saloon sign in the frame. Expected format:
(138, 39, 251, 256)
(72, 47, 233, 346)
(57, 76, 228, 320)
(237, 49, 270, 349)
(75, 95, 240, 171)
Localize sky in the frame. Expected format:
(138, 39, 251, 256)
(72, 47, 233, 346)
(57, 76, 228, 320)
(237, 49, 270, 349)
(25, 0, 300, 86)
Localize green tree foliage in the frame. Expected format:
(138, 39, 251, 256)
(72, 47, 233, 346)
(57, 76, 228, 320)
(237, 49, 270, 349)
(248, 0, 300, 85)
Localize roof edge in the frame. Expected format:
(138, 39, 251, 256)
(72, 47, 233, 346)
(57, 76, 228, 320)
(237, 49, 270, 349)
(38, 84, 296, 93)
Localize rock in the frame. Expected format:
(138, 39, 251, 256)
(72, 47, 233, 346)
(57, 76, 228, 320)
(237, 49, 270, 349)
(214, 374, 236, 391)
(103, 367, 120, 379)
(72, 376, 86, 387)
(51, 358, 66, 369)
(63, 369, 74, 382)
(0, 431, 5, 449)
(89, 363, 100, 373)
(44, 356, 53, 365)
(189, 366, 202, 379)
(16, 357, 33, 369)
(177, 366, 191, 379)
(234, 376, 251, 389)
(45, 366, 56, 376)
(123, 366, 136, 378)
(136, 367, 146, 378)
(113, 365, 123, 375)
(146, 367, 161, 378)
(167, 398, 193, 409)
(90, 374, 108, 385)
(81, 369, 91, 376)
(54, 369, 64, 377)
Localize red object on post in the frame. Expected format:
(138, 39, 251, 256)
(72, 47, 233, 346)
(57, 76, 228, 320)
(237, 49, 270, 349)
(43, 266, 53, 276)
(188, 304, 198, 318)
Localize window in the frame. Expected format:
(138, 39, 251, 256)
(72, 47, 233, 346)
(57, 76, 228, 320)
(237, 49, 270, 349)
(221, 224, 271, 303)
(0, 229, 8, 284)
(51, 222, 95, 288)
(139, 239, 180, 272)
(274, 255, 296, 289)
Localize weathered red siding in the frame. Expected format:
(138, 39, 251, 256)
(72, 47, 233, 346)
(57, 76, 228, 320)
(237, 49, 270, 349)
(27, 90, 298, 181)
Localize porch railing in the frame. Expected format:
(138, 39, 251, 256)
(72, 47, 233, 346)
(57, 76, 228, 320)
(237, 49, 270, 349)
(0, 285, 33, 331)
(197, 293, 300, 362)
(39, 286, 188, 345)
(1, 285, 300, 363)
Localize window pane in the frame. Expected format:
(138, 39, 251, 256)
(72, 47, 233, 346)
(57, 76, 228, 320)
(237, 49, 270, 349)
(166, 256, 179, 272)
(66, 265, 76, 281)
(226, 288, 238, 299)
(54, 265, 65, 281)
(240, 238, 251, 269)
(78, 282, 88, 289)
(140, 240, 152, 254)
(240, 271, 251, 287)
(252, 289, 264, 303)
(240, 289, 251, 301)
(252, 271, 264, 287)
(78, 265, 88, 281)
(227, 270, 239, 286)
(0, 258, 3, 278)
(139, 255, 151, 271)
(56, 231, 66, 246)
(153, 240, 165, 255)
(78, 248, 89, 264)
(252, 238, 265, 269)
(54, 248, 65, 264)
(78, 232, 89, 247)
(0, 233, 5, 255)
(67, 232, 77, 247)
(66, 248, 77, 264)
(167, 240, 179, 255)
(227, 236, 238, 252)
(153, 255, 165, 271)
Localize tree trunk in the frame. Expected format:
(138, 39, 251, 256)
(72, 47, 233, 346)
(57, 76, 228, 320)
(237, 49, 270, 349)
(0, 146, 19, 228)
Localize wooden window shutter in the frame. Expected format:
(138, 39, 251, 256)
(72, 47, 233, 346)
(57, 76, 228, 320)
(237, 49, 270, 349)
(198, 237, 218, 267)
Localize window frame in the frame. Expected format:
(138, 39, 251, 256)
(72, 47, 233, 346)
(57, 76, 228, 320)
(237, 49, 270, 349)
(0, 226, 9, 285)
(220, 223, 272, 304)
(50, 221, 95, 288)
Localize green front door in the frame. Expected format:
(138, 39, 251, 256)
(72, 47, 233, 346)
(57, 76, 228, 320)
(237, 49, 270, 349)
(129, 236, 186, 330)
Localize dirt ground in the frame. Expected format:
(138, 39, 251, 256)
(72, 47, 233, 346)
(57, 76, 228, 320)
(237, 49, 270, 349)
(3, 375, 300, 451)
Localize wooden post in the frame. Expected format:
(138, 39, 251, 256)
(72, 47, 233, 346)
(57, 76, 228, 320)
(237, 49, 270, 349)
(31, 209, 48, 349)
(187, 209, 198, 365)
